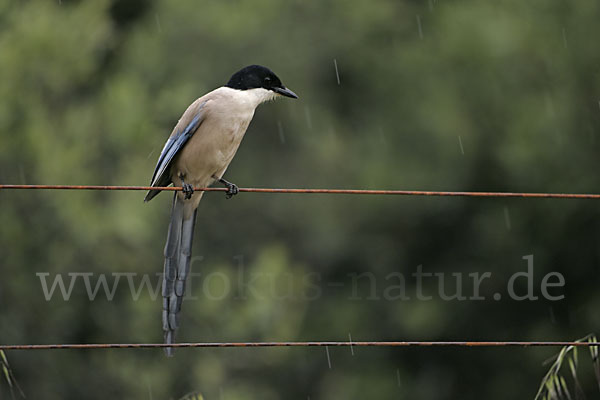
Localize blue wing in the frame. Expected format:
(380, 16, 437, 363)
(144, 102, 206, 202)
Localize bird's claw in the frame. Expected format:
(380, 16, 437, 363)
(217, 177, 239, 199)
(182, 183, 194, 200)
(225, 183, 239, 199)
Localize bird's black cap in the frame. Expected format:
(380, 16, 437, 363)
(226, 65, 298, 98)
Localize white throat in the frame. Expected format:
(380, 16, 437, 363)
(219, 87, 278, 109)
(244, 88, 278, 106)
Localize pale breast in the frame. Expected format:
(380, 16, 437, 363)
(172, 88, 258, 186)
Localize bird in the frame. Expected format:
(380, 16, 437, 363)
(144, 65, 298, 356)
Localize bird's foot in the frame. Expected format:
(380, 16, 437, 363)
(182, 182, 194, 200)
(219, 178, 239, 199)
(225, 183, 239, 199)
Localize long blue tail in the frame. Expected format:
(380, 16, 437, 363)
(162, 193, 197, 356)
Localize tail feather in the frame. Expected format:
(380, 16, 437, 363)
(162, 193, 197, 356)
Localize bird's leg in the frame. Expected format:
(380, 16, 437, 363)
(216, 176, 239, 199)
(178, 174, 194, 200)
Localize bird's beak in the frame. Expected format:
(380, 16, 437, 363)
(273, 86, 298, 99)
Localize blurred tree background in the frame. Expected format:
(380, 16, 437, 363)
(0, 0, 599, 398)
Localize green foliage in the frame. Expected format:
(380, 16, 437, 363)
(0, 0, 599, 399)
(178, 391, 204, 400)
(535, 335, 600, 400)
(0, 350, 25, 399)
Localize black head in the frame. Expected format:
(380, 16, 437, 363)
(226, 65, 298, 99)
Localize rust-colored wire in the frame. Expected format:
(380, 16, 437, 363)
(1, 184, 600, 199)
(0, 341, 598, 351)
(1, 187, 597, 353)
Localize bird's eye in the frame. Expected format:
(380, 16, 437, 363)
(264, 77, 271, 83)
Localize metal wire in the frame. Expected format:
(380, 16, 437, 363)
(1, 186, 597, 353)
(1, 184, 600, 199)
(1, 341, 598, 351)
